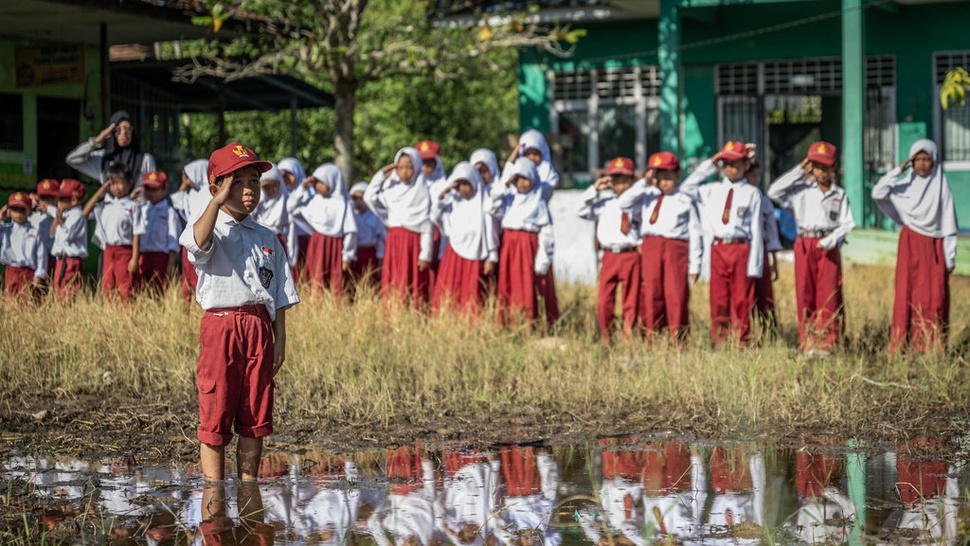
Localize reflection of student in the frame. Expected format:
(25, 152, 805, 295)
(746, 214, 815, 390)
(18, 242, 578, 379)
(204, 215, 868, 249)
(885, 438, 959, 545)
(302, 455, 362, 545)
(580, 438, 646, 546)
(191, 483, 275, 546)
(368, 444, 443, 546)
(704, 447, 765, 542)
(640, 441, 705, 541)
(492, 445, 561, 546)
(439, 448, 501, 546)
(786, 441, 854, 544)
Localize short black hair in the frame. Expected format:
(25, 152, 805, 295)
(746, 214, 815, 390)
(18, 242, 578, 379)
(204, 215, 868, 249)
(103, 160, 133, 183)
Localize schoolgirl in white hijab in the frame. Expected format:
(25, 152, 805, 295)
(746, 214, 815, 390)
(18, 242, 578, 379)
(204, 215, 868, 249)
(171, 158, 209, 300)
(288, 163, 358, 297)
(502, 129, 560, 195)
(471, 148, 503, 278)
(489, 157, 557, 326)
(872, 139, 959, 353)
(430, 162, 498, 315)
(278, 157, 312, 275)
(253, 164, 289, 238)
(347, 181, 386, 294)
(364, 147, 434, 308)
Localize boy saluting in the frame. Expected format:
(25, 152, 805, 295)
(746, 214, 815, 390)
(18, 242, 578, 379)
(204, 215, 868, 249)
(179, 142, 300, 481)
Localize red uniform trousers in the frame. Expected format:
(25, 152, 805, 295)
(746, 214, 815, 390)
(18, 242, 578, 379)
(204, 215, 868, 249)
(642, 441, 691, 495)
(497, 230, 540, 326)
(382, 227, 430, 310)
(53, 257, 84, 302)
(794, 236, 844, 352)
(305, 231, 344, 298)
(896, 438, 948, 504)
(596, 248, 640, 342)
(386, 443, 428, 495)
(4, 265, 35, 296)
(181, 247, 199, 301)
(891, 227, 950, 353)
(196, 305, 274, 447)
(709, 242, 756, 346)
(138, 251, 171, 294)
(641, 236, 690, 342)
(102, 244, 136, 302)
(710, 447, 753, 493)
(347, 245, 380, 299)
(537, 269, 559, 326)
(432, 245, 485, 316)
(795, 449, 842, 500)
(501, 445, 542, 496)
(753, 248, 776, 328)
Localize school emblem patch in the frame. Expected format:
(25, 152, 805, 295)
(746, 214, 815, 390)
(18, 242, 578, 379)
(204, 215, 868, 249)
(232, 145, 250, 158)
(259, 266, 273, 289)
(829, 210, 838, 221)
(736, 206, 749, 218)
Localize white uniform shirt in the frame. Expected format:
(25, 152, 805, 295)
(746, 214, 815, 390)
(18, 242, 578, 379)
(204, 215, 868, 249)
(577, 185, 642, 251)
(488, 184, 555, 275)
(286, 184, 358, 262)
(767, 166, 855, 251)
(759, 194, 784, 252)
(51, 207, 88, 258)
(140, 200, 181, 253)
(180, 211, 299, 321)
(0, 220, 49, 277)
(441, 459, 501, 539)
(354, 208, 386, 258)
(28, 210, 54, 258)
(679, 159, 764, 278)
(364, 170, 434, 263)
(614, 181, 704, 275)
(91, 195, 146, 247)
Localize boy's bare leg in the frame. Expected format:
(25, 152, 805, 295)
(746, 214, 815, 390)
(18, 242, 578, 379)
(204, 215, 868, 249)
(237, 436, 263, 481)
(200, 443, 226, 481)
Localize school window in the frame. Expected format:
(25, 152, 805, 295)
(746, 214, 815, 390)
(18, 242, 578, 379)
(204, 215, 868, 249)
(935, 52, 970, 164)
(550, 65, 661, 185)
(0, 93, 24, 151)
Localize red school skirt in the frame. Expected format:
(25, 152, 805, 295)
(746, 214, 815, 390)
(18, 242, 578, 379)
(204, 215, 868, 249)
(431, 244, 485, 316)
(382, 227, 430, 309)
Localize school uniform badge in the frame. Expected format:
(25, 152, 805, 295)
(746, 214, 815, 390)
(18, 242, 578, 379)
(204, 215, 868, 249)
(259, 266, 273, 288)
(736, 206, 749, 218)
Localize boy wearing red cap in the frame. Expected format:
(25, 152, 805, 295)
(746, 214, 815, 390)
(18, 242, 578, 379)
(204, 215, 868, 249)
(30, 178, 60, 279)
(179, 142, 299, 481)
(417, 140, 448, 285)
(0, 192, 49, 296)
(745, 159, 784, 337)
(679, 141, 764, 347)
(615, 151, 703, 342)
(50, 179, 89, 300)
(578, 157, 642, 342)
(82, 161, 146, 302)
(767, 142, 854, 355)
(139, 171, 181, 294)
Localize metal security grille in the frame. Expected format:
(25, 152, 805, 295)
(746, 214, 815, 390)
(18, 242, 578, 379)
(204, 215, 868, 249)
(111, 74, 184, 176)
(553, 66, 660, 101)
(935, 51, 970, 84)
(866, 55, 895, 87)
(717, 56, 895, 95)
(935, 51, 970, 162)
(764, 58, 842, 94)
(716, 63, 759, 95)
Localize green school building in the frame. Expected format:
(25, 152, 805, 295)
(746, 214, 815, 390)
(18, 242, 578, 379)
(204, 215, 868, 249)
(448, 0, 970, 235)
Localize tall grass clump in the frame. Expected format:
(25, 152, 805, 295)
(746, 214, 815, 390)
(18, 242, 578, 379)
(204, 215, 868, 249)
(1, 260, 969, 439)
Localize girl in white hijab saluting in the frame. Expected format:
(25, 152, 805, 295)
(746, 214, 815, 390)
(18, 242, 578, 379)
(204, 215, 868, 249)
(364, 147, 434, 310)
(430, 161, 498, 317)
(278, 157, 312, 283)
(872, 138, 958, 354)
(471, 148, 503, 292)
(288, 163, 358, 298)
(502, 129, 560, 196)
(171, 158, 209, 301)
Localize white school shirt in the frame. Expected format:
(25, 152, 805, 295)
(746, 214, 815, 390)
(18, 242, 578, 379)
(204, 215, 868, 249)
(492, 452, 562, 546)
(440, 459, 501, 539)
(28, 210, 54, 257)
(286, 183, 358, 262)
(586, 477, 645, 546)
(489, 185, 554, 275)
(615, 180, 704, 274)
(767, 166, 855, 251)
(366, 459, 442, 546)
(363, 170, 434, 263)
(354, 208, 386, 258)
(91, 194, 146, 247)
(0, 220, 49, 278)
(577, 185, 642, 250)
(679, 159, 764, 278)
(705, 452, 766, 530)
(51, 207, 88, 258)
(140, 200, 181, 253)
(179, 210, 300, 321)
(759, 194, 784, 252)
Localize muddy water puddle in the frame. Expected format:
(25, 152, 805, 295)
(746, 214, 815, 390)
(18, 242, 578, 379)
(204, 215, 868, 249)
(2, 437, 968, 545)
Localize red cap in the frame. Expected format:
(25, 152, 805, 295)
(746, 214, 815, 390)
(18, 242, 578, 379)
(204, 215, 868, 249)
(58, 179, 86, 200)
(807, 141, 837, 166)
(606, 157, 635, 176)
(206, 142, 273, 184)
(416, 140, 440, 160)
(7, 192, 30, 209)
(714, 141, 749, 162)
(648, 151, 680, 171)
(142, 170, 168, 189)
(37, 178, 60, 197)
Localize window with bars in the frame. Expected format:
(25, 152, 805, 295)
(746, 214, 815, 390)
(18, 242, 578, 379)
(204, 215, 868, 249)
(717, 56, 895, 95)
(935, 52, 970, 162)
(553, 66, 660, 101)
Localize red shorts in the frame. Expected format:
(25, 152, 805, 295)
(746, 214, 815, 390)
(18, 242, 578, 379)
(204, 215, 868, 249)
(196, 305, 275, 447)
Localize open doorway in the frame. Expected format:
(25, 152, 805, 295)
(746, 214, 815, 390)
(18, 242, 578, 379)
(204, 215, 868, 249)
(37, 97, 81, 181)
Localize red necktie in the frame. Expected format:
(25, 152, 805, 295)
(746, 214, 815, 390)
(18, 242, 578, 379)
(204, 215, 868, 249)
(649, 194, 664, 225)
(721, 187, 734, 225)
(620, 212, 630, 235)
(623, 494, 634, 519)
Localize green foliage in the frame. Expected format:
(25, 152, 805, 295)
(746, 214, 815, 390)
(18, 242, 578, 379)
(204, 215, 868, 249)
(941, 67, 970, 109)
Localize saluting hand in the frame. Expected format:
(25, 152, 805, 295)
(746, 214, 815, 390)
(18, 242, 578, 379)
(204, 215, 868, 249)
(744, 143, 757, 159)
(593, 176, 612, 191)
(381, 163, 397, 176)
(0, 205, 8, 221)
(211, 172, 235, 206)
(899, 156, 914, 171)
(644, 168, 657, 187)
(94, 123, 116, 145)
(439, 181, 459, 200)
(301, 176, 315, 191)
(800, 157, 813, 175)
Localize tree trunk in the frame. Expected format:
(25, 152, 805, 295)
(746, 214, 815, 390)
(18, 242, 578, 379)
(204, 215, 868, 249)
(333, 79, 356, 181)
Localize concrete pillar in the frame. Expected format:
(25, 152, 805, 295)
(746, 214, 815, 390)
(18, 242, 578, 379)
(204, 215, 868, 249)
(659, 0, 680, 155)
(842, 0, 866, 226)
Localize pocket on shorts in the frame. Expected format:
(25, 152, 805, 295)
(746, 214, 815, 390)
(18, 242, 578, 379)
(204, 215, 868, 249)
(197, 377, 217, 394)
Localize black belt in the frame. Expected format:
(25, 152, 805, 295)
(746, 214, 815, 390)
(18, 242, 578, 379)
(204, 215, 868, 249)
(799, 230, 833, 239)
(713, 237, 750, 245)
(604, 246, 637, 254)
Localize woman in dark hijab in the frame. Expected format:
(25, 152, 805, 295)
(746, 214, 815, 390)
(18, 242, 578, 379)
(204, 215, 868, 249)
(66, 110, 157, 185)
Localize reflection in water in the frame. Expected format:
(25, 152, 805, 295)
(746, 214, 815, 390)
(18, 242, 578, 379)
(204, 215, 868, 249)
(2, 436, 968, 544)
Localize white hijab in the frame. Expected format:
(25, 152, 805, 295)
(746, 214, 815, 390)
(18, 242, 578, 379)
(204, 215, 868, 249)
(278, 156, 312, 264)
(255, 164, 288, 234)
(277, 157, 307, 191)
(382, 147, 432, 234)
(440, 161, 492, 261)
(301, 163, 354, 237)
(470, 148, 500, 185)
(502, 157, 551, 230)
(886, 139, 958, 238)
(518, 129, 559, 189)
(181, 158, 211, 223)
(183, 159, 209, 190)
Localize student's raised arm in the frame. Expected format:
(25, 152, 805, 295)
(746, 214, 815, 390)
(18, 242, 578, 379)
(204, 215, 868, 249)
(766, 159, 810, 210)
(576, 179, 605, 220)
(870, 165, 905, 223)
(678, 159, 718, 202)
(65, 124, 114, 181)
(81, 182, 110, 219)
(192, 174, 234, 251)
(746, 192, 764, 278)
(363, 169, 391, 225)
